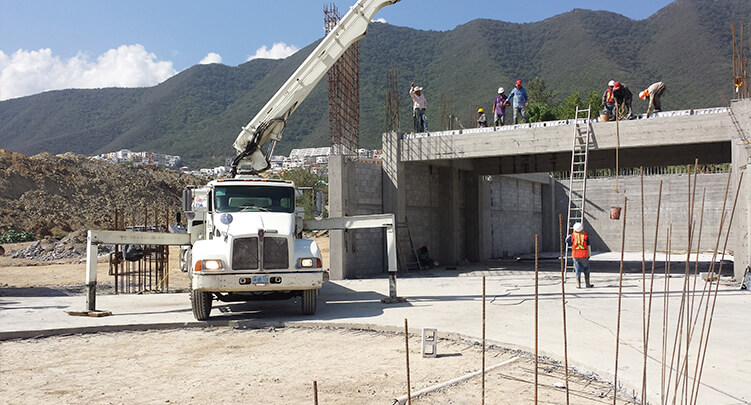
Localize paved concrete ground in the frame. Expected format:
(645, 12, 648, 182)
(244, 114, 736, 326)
(1, 255, 749, 404)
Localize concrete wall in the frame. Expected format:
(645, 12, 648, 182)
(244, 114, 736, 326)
(482, 175, 544, 259)
(729, 100, 751, 279)
(329, 155, 385, 279)
(555, 173, 732, 254)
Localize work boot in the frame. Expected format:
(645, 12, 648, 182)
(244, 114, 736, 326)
(576, 275, 581, 289)
(585, 274, 594, 288)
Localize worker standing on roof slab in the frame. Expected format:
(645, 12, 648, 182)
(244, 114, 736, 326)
(612, 81, 633, 120)
(640, 81, 667, 118)
(602, 80, 616, 120)
(410, 82, 428, 133)
(508, 80, 529, 124)
(477, 108, 487, 127)
(566, 222, 593, 289)
(493, 87, 509, 126)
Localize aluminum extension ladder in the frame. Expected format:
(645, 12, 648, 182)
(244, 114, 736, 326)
(564, 106, 593, 278)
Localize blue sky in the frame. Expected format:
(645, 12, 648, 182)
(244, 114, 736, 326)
(0, 0, 674, 101)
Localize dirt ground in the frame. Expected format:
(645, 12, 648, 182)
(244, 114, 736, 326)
(0, 238, 631, 404)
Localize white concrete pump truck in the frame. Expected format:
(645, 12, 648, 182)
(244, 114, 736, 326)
(181, 0, 401, 320)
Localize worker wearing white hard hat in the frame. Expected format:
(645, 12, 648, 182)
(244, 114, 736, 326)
(492, 87, 509, 127)
(566, 222, 593, 288)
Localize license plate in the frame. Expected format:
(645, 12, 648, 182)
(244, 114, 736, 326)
(251, 275, 269, 285)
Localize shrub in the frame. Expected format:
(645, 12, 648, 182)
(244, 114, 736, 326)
(0, 229, 36, 244)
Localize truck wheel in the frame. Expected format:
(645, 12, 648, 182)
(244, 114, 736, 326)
(191, 289, 212, 320)
(302, 289, 317, 315)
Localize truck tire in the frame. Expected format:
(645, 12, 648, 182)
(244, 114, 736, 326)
(191, 289, 212, 320)
(302, 289, 317, 315)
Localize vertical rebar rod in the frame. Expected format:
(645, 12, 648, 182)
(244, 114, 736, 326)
(661, 224, 673, 405)
(482, 275, 486, 405)
(645, 180, 663, 403)
(559, 215, 571, 405)
(640, 168, 647, 405)
(691, 171, 742, 405)
(404, 318, 411, 405)
(534, 233, 539, 405)
(613, 197, 627, 405)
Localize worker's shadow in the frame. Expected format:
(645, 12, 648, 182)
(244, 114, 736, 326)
(212, 281, 410, 321)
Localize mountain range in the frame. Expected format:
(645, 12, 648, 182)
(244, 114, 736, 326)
(0, 0, 748, 168)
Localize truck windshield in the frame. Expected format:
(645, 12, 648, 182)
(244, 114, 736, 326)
(214, 186, 295, 213)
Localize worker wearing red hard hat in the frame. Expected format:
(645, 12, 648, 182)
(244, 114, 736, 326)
(507, 79, 529, 124)
(639, 81, 667, 118)
(612, 81, 633, 119)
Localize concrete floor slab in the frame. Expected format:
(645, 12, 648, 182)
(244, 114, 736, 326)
(1, 267, 748, 404)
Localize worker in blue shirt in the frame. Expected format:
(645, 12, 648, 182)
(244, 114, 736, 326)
(508, 79, 529, 124)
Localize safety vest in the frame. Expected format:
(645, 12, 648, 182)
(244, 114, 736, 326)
(604, 88, 615, 104)
(571, 231, 589, 258)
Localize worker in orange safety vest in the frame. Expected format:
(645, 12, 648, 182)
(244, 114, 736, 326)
(566, 222, 593, 288)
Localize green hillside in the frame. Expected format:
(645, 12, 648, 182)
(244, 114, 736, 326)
(0, 0, 748, 167)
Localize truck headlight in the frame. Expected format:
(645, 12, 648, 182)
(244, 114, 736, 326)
(195, 259, 225, 272)
(298, 258, 322, 268)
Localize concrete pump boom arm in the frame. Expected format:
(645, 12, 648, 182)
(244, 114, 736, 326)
(231, 0, 400, 175)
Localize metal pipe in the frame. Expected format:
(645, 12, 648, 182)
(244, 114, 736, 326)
(644, 180, 662, 404)
(314, 380, 319, 405)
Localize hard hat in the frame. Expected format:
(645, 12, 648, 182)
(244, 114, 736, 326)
(498, 87, 505, 94)
(608, 80, 615, 87)
(516, 80, 522, 86)
(573, 222, 584, 232)
(478, 108, 484, 113)
(414, 86, 423, 92)
(639, 89, 648, 99)
(613, 81, 621, 90)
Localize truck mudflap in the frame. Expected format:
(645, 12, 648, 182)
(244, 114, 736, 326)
(192, 271, 325, 292)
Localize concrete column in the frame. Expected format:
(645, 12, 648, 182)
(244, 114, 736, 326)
(329, 154, 347, 279)
(479, 176, 492, 261)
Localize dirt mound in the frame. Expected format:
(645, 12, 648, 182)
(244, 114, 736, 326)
(0, 149, 203, 237)
(9, 229, 113, 262)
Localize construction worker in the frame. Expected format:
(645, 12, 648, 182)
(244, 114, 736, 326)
(410, 82, 428, 132)
(602, 80, 615, 119)
(639, 81, 667, 118)
(477, 108, 487, 127)
(566, 222, 593, 288)
(508, 80, 529, 124)
(492, 87, 509, 126)
(612, 81, 633, 119)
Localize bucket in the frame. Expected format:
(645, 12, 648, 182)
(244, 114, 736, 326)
(610, 206, 622, 220)
(600, 112, 610, 122)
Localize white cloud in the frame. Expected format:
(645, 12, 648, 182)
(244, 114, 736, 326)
(0, 44, 176, 101)
(372, 18, 387, 23)
(247, 42, 299, 61)
(199, 52, 222, 65)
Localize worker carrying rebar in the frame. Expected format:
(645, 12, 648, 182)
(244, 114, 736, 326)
(566, 222, 593, 288)
(612, 81, 633, 119)
(477, 108, 487, 127)
(639, 81, 667, 118)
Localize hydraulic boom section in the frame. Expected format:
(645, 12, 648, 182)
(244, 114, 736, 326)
(231, 0, 401, 176)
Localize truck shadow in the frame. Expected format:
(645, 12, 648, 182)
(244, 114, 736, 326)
(208, 282, 410, 321)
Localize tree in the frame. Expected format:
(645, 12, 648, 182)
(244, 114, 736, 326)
(556, 92, 583, 119)
(280, 168, 327, 219)
(527, 77, 554, 107)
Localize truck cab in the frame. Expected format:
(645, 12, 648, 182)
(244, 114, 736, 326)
(182, 177, 325, 320)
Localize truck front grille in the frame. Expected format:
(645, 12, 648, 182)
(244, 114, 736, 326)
(263, 237, 288, 269)
(231, 236, 288, 270)
(232, 237, 259, 270)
